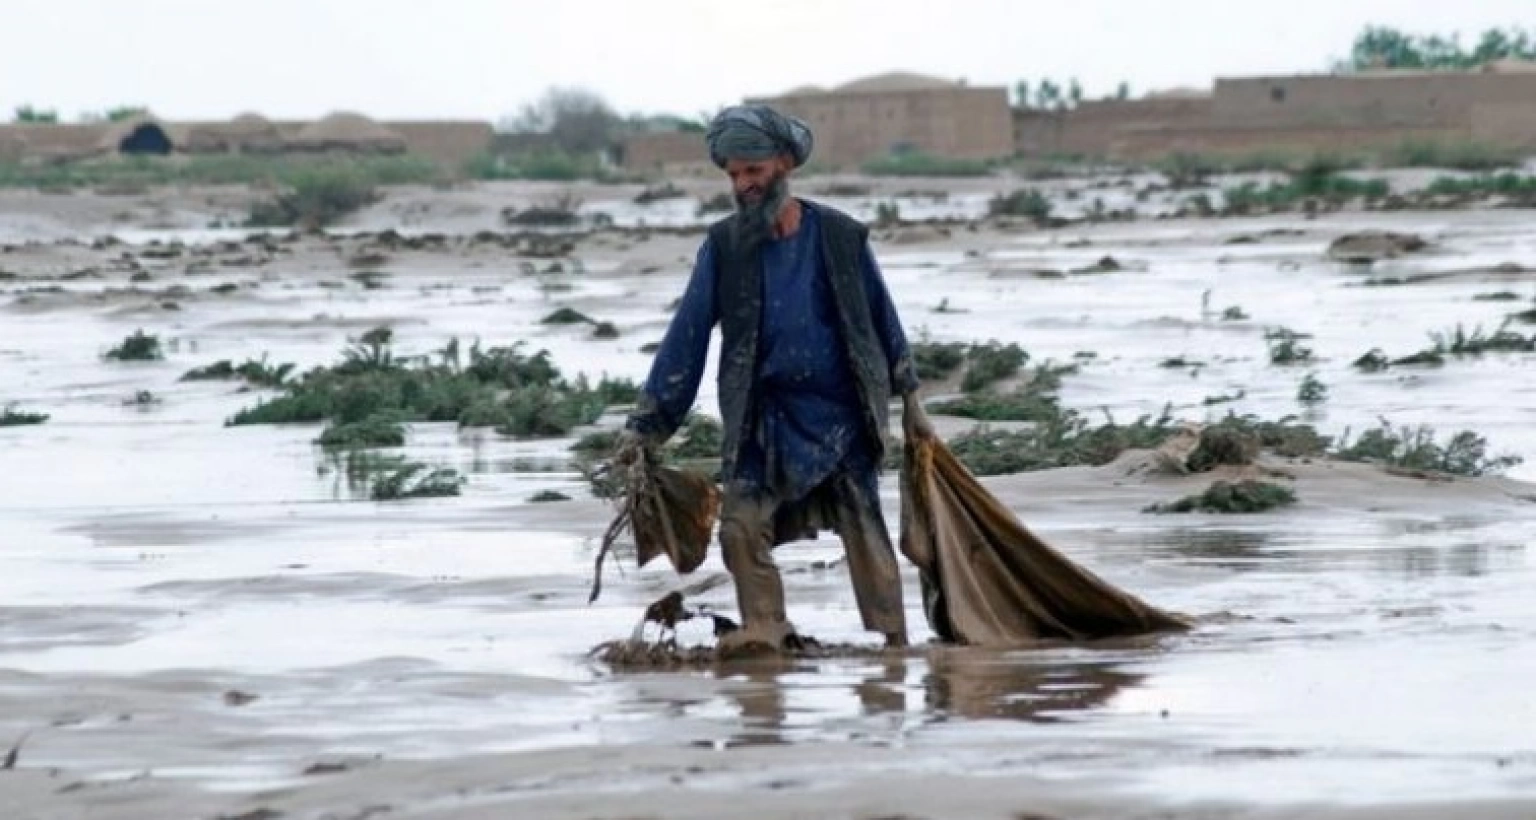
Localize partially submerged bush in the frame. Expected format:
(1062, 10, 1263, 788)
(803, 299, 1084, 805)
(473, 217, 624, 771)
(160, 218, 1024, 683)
(104, 329, 163, 361)
(929, 384, 1059, 422)
(946, 406, 1178, 476)
(317, 413, 406, 448)
(863, 153, 992, 178)
(229, 332, 622, 441)
(1145, 480, 1297, 514)
(1383, 140, 1522, 172)
(1297, 373, 1328, 405)
(369, 459, 464, 501)
(1335, 421, 1522, 477)
(246, 167, 379, 229)
(541, 307, 594, 325)
(1265, 336, 1314, 368)
(960, 341, 1029, 392)
(912, 340, 968, 380)
(1204, 412, 1332, 458)
(670, 414, 723, 459)
(181, 356, 295, 388)
(987, 188, 1052, 223)
(1353, 348, 1390, 372)
(0, 403, 48, 426)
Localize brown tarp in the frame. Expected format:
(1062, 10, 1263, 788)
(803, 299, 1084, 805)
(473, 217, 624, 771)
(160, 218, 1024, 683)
(899, 435, 1190, 646)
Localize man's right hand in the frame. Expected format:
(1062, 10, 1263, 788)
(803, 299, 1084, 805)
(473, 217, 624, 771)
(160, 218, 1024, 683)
(613, 429, 652, 467)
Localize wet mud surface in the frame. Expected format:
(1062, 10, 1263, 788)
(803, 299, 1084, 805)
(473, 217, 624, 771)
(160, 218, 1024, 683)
(3, 179, 1536, 818)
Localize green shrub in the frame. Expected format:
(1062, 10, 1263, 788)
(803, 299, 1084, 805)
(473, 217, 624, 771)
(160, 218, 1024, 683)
(1297, 373, 1328, 405)
(1335, 421, 1522, 476)
(317, 413, 406, 448)
(1145, 480, 1297, 514)
(0, 404, 48, 426)
(987, 189, 1052, 222)
(863, 153, 993, 177)
(670, 414, 723, 459)
(912, 340, 968, 380)
(246, 167, 379, 228)
(105, 329, 163, 361)
(960, 341, 1029, 392)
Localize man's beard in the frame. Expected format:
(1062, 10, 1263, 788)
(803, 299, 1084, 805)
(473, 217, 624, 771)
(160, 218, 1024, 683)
(733, 172, 790, 246)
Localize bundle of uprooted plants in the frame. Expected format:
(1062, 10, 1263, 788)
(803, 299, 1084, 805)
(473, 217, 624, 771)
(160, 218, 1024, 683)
(588, 449, 721, 604)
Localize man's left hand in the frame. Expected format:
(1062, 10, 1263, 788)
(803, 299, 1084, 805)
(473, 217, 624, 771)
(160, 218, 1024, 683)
(902, 392, 935, 442)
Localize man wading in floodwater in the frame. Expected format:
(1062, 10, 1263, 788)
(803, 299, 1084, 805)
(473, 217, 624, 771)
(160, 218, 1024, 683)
(617, 104, 934, 651)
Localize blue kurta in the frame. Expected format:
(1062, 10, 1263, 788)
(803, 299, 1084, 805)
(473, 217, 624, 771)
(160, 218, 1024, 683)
(633, 201, 914, 504)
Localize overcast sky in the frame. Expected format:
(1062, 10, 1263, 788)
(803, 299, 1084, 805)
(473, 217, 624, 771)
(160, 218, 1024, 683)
(4, 0, 1532, 122)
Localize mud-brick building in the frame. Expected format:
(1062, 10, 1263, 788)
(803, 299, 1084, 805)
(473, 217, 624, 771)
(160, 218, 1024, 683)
(745, 72, 1014, 169)
(0, 113, 494, 168)
(1016, 61, 1536, 160)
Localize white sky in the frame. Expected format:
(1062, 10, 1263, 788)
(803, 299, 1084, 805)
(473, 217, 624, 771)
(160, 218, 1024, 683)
(3, 0, 1533, 122)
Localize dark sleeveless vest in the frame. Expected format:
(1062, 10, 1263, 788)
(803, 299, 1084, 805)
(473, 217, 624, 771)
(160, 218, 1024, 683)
(710, 201, 897, 480)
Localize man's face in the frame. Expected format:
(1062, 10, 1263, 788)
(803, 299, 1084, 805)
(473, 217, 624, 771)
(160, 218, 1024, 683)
(725, 155, 791, 210)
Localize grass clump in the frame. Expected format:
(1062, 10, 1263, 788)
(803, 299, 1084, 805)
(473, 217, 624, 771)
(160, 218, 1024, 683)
(1335, 421, 1522, 477)
(928, 386, 1058, 422)
(571, 429, 622, 455)
(946, 406, 1178, 477)
(181, 356, 295, 387)
(1427, 322, 1534, 356)
(1473, 291, 1522, 302)
(1202, 412, 1332, 459)
(912, 340, 968, 381)
(960, 341, 1029, 392)
(246, 166, 380, 229)
(104, 329, 164, 361)
(1221, 159, 1389, 216)
(670, 414, 723, 459)
(986, 188, 1052, 223)
(317, 413, 406, 448)
(1297, 373, 1328, 406)
(541, 307, 593, 325)
(863, 153, 993, 178)
(1267, 337, 1314, 365)
(0, 403, 49, 426)
(1383, 140, 1522, 172)
(1144, 480, 1297, 514)
(369, 459, 464, 500)
(1353, 348, 1391, 372)
(1421, 173, 1536, 206)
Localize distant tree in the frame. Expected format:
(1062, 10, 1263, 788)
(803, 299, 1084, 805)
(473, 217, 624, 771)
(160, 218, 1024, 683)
(1343, 25, 1536, 71)
(501, 87, 620, 156)
(105, 106, 150, 122)
(1013, 80, 1031, 108)
(1115, 81, 1131, 101)
(1067, 79, 1084, 106)
(1034, 79, 1062, 111)
(13, 105, 58, 124)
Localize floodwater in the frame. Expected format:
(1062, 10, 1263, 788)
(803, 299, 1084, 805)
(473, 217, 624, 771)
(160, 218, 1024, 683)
(2, 182, 1535, 818)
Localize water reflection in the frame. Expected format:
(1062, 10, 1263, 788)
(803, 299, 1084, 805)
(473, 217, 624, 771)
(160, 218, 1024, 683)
(1134, 529, 1274, 571)
(924, 653, 1142, 723)
(696, 651, 1144, 748)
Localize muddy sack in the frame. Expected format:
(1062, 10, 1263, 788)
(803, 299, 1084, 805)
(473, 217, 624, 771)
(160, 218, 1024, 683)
(590, 460, 720, 602)
(899, 435, 1190, 645)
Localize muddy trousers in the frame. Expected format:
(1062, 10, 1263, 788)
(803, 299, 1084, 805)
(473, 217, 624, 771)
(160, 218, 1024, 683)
(718, 477, 907, 640)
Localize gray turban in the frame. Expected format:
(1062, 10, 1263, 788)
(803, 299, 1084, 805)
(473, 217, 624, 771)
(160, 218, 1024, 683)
(705, 105, 814, 169)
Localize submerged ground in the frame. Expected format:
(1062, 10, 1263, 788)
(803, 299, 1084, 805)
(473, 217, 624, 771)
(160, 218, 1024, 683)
(2, 174, 1535, 819)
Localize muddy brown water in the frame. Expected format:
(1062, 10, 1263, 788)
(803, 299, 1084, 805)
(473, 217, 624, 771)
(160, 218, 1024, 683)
(2, 183, 1535, 818)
